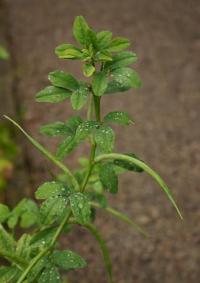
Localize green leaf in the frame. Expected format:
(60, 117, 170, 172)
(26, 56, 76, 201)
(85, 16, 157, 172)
(7, 199, 39, 229)
(0, 46, 9, 60)
(92, 72, 108, 96)
(95, 125, 115, 153)
(40, 122, 71, 137)
(0, 204, 10, 223)
(40, 195, 67, 225)
(111, 67, 142, 89)
(83, 63, 95, 77)
(65, 116, 83, 134)
(56, 137, 77, 160)
(30, 227, 57, 248)
(0, 266, 20, 283)
(0, 224, 16, 252)
(105, 80, 130, 94)
(48, 70, 79, 91)
(39, 266, 61, 283)
(107, 37, 130, 52)
(104, 111, 134, 125)
(95, 153, 183, 219)
(69, 192, 91, 224)
(73, 16, 90, 46)
(35, 181, 67, 200)
(114, 153, 144, 172)
(16, 234, 32, 259)
(52, 250, 86, 270)
(99, 163, 118, 193)
(70, 83, 89, 110)
(105, 51, 137, 70)
(27, 258, 48, 283)
(55, 44, 83, 59)
(36, 86, 71, 103)
(75, 121, 99, 143)
(95, 51, 113, 62)
(96, 31, 112, 49)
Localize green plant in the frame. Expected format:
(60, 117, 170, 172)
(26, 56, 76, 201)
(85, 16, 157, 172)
(1, 16, 182, 283)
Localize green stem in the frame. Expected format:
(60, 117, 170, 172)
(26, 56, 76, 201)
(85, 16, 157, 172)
(16, 211, 72, 283)
(4, 115, 80, 191)
(91, 202, 148, 238)
(94, 153, 183, 220)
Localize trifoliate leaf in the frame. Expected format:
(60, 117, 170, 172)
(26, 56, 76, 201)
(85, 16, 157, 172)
(95, 125, 115, 153)
(83, 63, 95, 77)
(35, 181, 68, 200)
(36, 86, 71, 103)
(113, 153, 144, 172)
(69, 192, 91, 224)
(0, 204, 10, 223)
(73, 16, 90, 46)
(107, 37, 130, 52)
(104, 111, 134, 125)
(99, 163, 118, 194)
(52, 250, 86, 270)
(48, 71, 79, 91)
(55, 44, 83, 59)
(92, 72, 108, 96)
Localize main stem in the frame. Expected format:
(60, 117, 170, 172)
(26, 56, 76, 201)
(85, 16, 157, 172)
(81, 90, 101, 192)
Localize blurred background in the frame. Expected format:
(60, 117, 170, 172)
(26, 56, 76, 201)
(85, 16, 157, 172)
(0, 0, 200, 282)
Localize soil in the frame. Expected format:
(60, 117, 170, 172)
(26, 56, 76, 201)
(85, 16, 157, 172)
(0, 0, 200, 282)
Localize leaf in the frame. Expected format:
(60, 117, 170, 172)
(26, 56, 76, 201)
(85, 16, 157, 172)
(70, 83, 89, 110)
(65, 116, 83, 135)
(0, 46, 9, 60)
(48, 70, 79, 91)
(16, 234, 32, 259)
(0, 224, 16, 252)
(105, 51, 137, 70)
(96, 31, 112, 49)
(94, 153, 183, 219)
(69, 192, 91, 224)
(92, 72, 108, 96)
(104, 111, 134, 125)
(40, 195, 67, 225)
(73, 16, 90, 46)
(111, 67, 142, 89)
(96, 51, 113, 62)
(35, 181, 68, 200)
(52, 250, 86, 270)
(55, 44, 83, 59)
(99, 163, 118, 194)
(39, 266, 61, 283)
(30, 227, 57, 248)
(56, 136, 77, 160)
(95, 125, 115, 153)
(27, 257, 48, 283)
(107, 37, 130, 52)
(114, 153, 144, 172)
(7, 199, 39, 229)
(83, 63, 95, 77)
(40, 122, 71, 137)
(75, 121, 99, 143)
(105, 80, 131, 94)
(36, 86, 71, 103)
(0, 204, 10, 223)
(0, 266, 20, 283)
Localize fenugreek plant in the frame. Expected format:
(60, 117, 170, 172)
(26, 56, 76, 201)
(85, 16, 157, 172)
(0, 16, 182, 283)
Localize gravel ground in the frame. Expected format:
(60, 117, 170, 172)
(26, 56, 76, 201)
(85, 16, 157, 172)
(1, 0, 200, 282)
